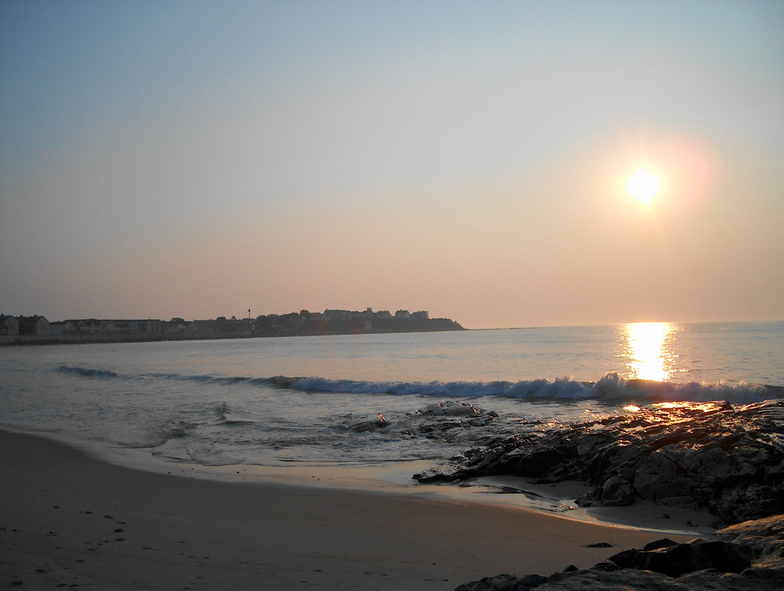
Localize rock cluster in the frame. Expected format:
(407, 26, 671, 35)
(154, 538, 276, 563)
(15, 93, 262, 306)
(416, 401, 486, 418)
(605, 538, 752, 577)
(414, 401, 500, 438)
(416, 400, 784, 526)
(453, 514, 784, 591)
(340, 401, 500, 442)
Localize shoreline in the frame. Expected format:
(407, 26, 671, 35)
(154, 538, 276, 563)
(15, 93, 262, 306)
(1, 429, 695, 590)
(0, 321, 465, 348)
(6, 424, 719, 536)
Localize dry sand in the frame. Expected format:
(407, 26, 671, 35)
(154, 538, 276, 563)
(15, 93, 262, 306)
(0, 429, 693, 590)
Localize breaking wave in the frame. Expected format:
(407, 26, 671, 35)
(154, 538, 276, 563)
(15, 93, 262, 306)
(212, 401, 256, 426)
(54, 365, 120, 379)
(53, 365, 782, 405)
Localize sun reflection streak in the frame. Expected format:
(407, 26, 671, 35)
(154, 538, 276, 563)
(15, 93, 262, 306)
(620, 322, 680, 382)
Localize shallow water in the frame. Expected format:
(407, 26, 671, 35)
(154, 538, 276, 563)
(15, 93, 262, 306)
(1, 321, 782, 474)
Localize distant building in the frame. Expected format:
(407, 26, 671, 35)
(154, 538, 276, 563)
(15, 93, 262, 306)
(324, 309, 351, 322)
(188, 320, 212, 333)
(60, 319, 162, 334)
(76, 319, 103, 334)
(15, 308, 448, 342)
(127, 319, 161, 333)
(0, 315, 19, 336)
(18, 315, 50, 336)
(50, 321, 76, 335)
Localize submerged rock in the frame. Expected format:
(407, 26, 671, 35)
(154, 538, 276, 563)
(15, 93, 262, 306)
(412, 401, 500, 443)
(416, 400, 483, 417)
(344, 413, 389, 432)
(417, 400, 784, 526)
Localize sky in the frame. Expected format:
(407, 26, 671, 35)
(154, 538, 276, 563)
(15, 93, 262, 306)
(1, 0, 783, 329)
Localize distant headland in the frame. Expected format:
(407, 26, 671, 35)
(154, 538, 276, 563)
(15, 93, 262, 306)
(0, 308, 464, 346)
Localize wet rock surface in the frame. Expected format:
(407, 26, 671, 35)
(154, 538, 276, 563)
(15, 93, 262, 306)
(344, 413, 389, 432)
(606, 538, 753, 577)
(416, 400, 784, 526)
(453, 514, 784, 591)
(337, 401, 501, 444)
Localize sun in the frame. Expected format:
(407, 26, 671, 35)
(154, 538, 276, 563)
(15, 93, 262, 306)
(627, 168, 660, 203)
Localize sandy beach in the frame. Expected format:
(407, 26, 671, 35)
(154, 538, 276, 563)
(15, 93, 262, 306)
(0, 429, 698, 590)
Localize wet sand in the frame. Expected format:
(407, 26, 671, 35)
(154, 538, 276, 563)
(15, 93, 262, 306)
(0, 429, 693, 590)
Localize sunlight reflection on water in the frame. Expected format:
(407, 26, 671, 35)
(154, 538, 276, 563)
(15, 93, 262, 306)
(619, 322, 680, 382)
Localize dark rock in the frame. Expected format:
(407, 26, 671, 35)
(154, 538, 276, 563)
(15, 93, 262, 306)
(575, 567, 784, 590)
(417, 401, 482, 417)
(452, 573, 551, 590)
(408, 401, 500, 445)
(345, 414, 388, 432)
(608, 539, 753, 578)
(453, 573, 539, 591)
(419, 400, 784, 526)
(713, 513, 784, 569)
(517, 574, 549, 587)
(412, 466, 457, 482)
(454, 514, 784, 591)
(585, 542, 614, 548)
(643, 538, 679, 551)
(589, 560, 622, 572)
(599, 475, 634, 506)
(605, 548, 639, 569)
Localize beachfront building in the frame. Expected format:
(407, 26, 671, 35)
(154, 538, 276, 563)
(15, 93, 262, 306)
(53, 319, 164, 335)
(76, 319, 104, 334)
(0, 315, 19, 336)
(324, 309, 351, 322)
(50, 321, 77, 335)
(18, 315, 51, 336)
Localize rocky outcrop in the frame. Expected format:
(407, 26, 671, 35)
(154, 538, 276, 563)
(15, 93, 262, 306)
(605, 538, 753, 577)
(416, 401, 489, 418)
(714, 513, 784, 570)
(416, 400, 784, 526)
(414, 401, 500, 438)
(453, 514, 784, 591)
(454, 573, 549, 591)
(339, 401, 499, 436)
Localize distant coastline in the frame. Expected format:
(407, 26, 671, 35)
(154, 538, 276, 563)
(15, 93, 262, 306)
(0, 308, 464, 346)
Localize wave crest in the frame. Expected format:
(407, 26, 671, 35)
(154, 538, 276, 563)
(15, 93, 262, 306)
(55, 365, 119, 379)
(53, 365, 780, 405)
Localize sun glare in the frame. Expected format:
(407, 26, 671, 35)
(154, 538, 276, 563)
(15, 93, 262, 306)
(627, 169, 660, 203)
(621, 322, 679, 382)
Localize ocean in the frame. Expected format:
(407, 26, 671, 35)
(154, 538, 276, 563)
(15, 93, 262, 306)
(1, 321, 782, 485)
